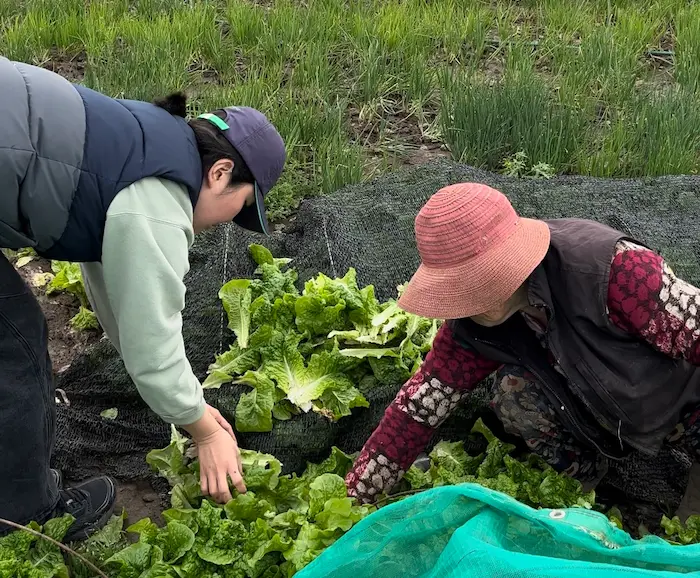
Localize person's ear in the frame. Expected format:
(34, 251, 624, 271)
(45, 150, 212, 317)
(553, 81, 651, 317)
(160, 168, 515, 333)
(207, 159, 234, 191)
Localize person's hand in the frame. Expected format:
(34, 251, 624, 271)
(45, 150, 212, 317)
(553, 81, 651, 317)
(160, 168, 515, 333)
(197, 426, 246, 503)
(182, 404, 246, 503)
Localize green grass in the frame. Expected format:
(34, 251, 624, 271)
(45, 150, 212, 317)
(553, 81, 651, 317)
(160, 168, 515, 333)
(2, 0, 700, 220)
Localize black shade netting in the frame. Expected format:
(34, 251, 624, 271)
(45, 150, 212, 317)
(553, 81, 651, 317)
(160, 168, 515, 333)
(53, 159, 700, 516)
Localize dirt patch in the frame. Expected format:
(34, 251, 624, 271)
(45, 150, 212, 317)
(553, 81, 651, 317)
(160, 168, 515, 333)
(644, 27, 676, 88)
(114, 481, 167, 526)
(39, 49, 86, 83)
(15, 258, 101, 373)
(58, 475, 168, 527)
(405, 144, 451, 166)
(348, 103, 450, 167)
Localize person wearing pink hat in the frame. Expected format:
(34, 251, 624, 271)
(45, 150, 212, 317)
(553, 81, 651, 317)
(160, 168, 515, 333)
(345, 182, 700, 504)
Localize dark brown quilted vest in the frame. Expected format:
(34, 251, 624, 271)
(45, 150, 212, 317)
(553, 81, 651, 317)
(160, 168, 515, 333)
(450, 218, 700, 460)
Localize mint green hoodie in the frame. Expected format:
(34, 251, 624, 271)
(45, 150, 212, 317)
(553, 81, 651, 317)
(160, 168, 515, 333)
(81, 177, 206, 426)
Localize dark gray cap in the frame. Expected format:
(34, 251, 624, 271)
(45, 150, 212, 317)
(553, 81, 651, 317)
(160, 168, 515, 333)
(199, 106, 286, 235)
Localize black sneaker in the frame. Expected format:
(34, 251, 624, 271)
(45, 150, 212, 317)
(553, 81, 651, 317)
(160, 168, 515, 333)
(54, 476, 117, 542)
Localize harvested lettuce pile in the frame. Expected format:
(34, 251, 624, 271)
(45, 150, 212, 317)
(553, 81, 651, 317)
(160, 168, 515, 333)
(0, 432, 372, 578)
(203, 244, 439, 432)
(77, 429, 371, 578)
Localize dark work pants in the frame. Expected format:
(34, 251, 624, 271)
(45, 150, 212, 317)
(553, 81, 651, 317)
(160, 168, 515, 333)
(0, 252, 58, 531)
(490, 364, 700, 485)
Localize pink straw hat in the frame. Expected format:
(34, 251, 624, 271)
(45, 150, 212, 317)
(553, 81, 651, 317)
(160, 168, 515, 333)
(398, 183, 551, 320)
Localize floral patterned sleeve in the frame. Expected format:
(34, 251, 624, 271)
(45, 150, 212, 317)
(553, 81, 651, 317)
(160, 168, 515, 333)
(607, 240, 700, 364)
(345, 323, 501, 504)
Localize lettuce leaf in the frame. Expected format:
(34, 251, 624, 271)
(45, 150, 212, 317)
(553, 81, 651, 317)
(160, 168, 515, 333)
(316, 382, 369, 420)
(219, 279, 253, 348)
(193, 502, 247, 566)
(225, 492, 276, 526)
(301, 447, 354, 481)
(146, 425, 190, 488)
(47, 261, 87, 303)
(282, 522, 337, 572)
(315, 498, 373, 532)
(308, 474, 348, 517)
(235, 371, 276, 433)
(244, 519, 292, 570)
(202, 344, 259, 389)
(295, 269, 369, 337)
(661, 514, 700, 545)
(45, 261, 98, 332)
(263, 333, 363, 413)
(70, 306, 99, 331)
(249, 244, 292, 270)
(105, 541, 164, 576)
(240, 450, 283, 491)
(250, 263, 298, 303)
(295, 294, 347, 337)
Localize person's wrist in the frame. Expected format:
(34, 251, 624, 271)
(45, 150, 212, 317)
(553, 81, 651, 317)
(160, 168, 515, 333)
(181, 406, 219, 442)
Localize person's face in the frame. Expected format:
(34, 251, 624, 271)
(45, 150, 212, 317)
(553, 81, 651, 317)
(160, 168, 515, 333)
(193, 158, 255, 234)
(469, 285, 529, 327)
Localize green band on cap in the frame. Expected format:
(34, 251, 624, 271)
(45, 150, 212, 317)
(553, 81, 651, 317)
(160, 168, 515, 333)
(197, 112, 229, 131)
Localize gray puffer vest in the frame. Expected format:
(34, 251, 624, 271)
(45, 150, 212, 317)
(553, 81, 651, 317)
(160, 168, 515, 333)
(0, 56, 202, 262)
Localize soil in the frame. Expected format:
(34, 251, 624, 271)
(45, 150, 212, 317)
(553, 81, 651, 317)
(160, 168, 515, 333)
(114, 481, 167, 526)
(347, 103, 452, 168)
(39, 49, 86, 83)
(15, 257, 101, 374)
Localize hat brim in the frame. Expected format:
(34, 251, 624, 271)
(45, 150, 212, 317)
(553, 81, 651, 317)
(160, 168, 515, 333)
(398, 218, 551, 320)
(233, 182, 270, 236)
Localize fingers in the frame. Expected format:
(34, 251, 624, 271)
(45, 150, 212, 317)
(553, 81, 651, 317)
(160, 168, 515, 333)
(215, 471, 233, 504)
(229, 463, 247, 495)
(236, 446, 243, 474)
(201, 468, 234, 504)
(196, 410, 246, 503)
(201, 470, 209, 497)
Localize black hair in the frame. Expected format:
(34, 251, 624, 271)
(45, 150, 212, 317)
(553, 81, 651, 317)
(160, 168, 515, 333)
(153, 92, 254, 187)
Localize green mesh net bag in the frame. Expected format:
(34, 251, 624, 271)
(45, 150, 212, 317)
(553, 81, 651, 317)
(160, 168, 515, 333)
(296, 484, 700, 578)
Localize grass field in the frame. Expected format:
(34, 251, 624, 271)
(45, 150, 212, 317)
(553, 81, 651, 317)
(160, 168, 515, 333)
(3, 0, 700, 220)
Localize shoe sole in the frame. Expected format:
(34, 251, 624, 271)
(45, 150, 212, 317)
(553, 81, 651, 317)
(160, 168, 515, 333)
(64, 477, 117, 543)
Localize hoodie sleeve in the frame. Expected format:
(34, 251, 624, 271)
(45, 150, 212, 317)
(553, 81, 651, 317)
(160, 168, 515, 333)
(81, 177, 206, 426)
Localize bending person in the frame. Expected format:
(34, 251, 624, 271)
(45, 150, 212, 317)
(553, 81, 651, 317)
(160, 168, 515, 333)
(346, 182, 700, 504)
(0, 57, 286, 541)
